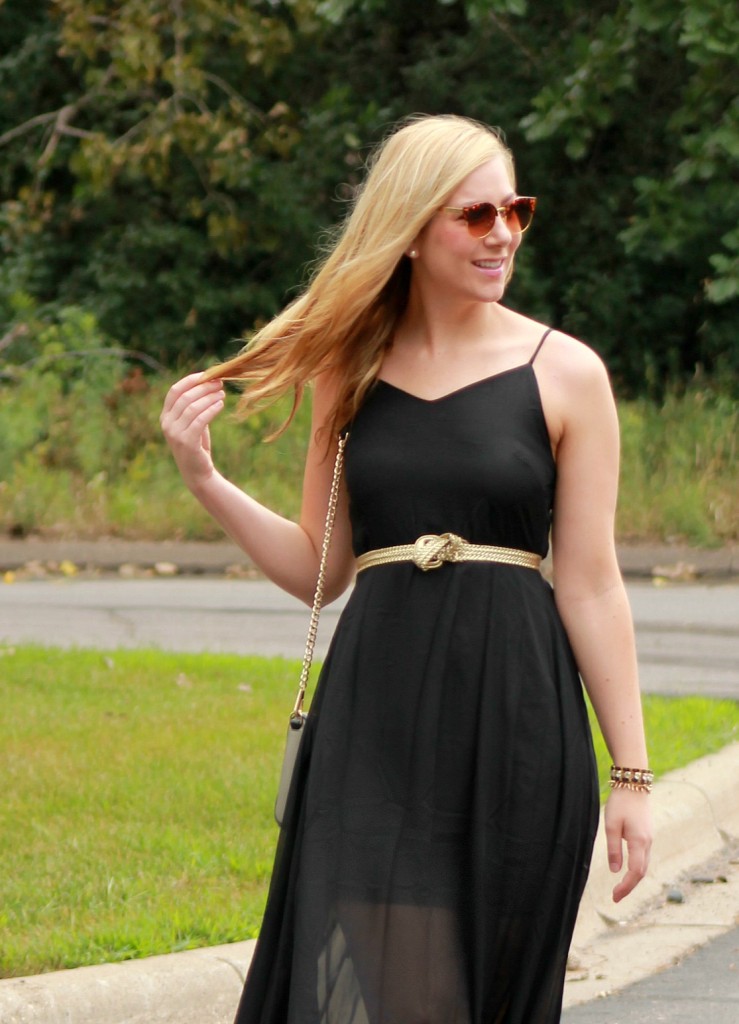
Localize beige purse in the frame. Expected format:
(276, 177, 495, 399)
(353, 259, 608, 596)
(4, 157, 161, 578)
(274, 433, 348, 827)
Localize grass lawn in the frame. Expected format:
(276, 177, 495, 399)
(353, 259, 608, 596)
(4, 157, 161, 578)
(1, 644, 737, 978)
(1, 375, 736, 546)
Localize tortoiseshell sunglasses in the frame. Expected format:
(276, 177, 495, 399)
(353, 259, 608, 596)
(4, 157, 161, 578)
(441, 196, 536, 237)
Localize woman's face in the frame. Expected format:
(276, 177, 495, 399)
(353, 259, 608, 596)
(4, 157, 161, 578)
(410, 157, 523, 307)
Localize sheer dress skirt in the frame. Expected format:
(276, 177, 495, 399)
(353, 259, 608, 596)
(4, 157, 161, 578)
(234, 562, 599, 1024)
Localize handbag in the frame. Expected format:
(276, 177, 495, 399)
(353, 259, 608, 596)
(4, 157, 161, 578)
(274, 432, 348, 826)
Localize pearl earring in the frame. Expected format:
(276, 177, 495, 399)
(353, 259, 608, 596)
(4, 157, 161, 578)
(409, 249, 418, 258)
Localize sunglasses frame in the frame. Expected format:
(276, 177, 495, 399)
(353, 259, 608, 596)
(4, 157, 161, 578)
(441, 196, 537, 237)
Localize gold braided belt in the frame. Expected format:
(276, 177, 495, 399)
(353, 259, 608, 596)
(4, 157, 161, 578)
(355, 532, 541, 574)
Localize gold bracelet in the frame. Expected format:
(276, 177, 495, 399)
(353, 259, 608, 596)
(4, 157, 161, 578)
(609, 764, 654, 793)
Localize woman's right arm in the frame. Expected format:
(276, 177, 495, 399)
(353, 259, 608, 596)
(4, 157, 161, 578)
(160, 372, 356, 605)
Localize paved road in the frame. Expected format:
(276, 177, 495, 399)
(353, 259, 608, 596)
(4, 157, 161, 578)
(0, 577, 737, 698)
(562, 924, 739, 1023)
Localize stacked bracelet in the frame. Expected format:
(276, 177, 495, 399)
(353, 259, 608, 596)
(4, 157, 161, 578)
(610, 765, 654, 793)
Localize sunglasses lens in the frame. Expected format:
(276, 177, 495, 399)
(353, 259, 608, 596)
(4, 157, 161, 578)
(463, 203, 496, 237)
(460, 199, 535, 236)
(507, 198, 535, 233)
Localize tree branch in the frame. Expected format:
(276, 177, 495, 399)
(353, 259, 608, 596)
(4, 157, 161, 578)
(37, 67, 116, 168)
(170, 0, 186, 117)
(0, 324, 28, 355)
(487, 13, 538, 66)
(201, 72, 265, 122)
(56, 126, 99, 141)
(0, 67, 115, 164)
(19, 348, 169, 373)
(38, 104, 78, 166)
(0, 111, 58, 149)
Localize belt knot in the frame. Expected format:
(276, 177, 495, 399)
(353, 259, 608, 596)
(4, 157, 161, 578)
(412, 532, 465, 571)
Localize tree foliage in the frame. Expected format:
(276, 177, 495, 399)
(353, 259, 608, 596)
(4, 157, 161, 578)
(0, 0, 333, 361)
(0, 0, 736, 389)
(520, 0, 738, 384)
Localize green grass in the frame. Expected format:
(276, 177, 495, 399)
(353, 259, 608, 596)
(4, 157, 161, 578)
(0, 370, 313, 541)
(588, 694, 739, 800)
(0, 367, 736, 545)
(617, 386, 737, 545)
(0, 646, 294, 978)
(1, 643, 738, 978)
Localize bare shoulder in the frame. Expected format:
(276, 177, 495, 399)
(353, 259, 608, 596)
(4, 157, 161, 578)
(501, 308, 609, 385)
(535, 328, 613, 404)
(530, 328, 616, 450)
(536, 328, 608, 382)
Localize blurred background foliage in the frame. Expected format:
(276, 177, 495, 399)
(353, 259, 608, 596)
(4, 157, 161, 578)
(0, 0, 736, 390)
(0, 0, 736, 540)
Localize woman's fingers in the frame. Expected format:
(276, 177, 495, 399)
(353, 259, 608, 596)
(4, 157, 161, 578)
(605, 790, 653, 903)
(162, 376, 223, 436)
(160, 373, 225, 484)
(162, 372, 209, 414)
(170, 387, 224, 439)
(611, 833, 651, 902)
(163, 374, 221, 417)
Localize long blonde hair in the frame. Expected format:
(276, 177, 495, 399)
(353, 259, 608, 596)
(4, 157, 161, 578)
(207, 114, 516, 439)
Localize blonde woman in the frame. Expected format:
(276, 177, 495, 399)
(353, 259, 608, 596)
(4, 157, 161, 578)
(161, 114, 652, 1024)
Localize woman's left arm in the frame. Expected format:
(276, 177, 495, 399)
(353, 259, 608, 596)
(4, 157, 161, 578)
(544, 341, 652, 903)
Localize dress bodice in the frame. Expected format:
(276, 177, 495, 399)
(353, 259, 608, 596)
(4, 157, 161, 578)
(345, 364, 555, 559)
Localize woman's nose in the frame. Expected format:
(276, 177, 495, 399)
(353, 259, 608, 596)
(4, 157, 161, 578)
(484, 212, 513, 245)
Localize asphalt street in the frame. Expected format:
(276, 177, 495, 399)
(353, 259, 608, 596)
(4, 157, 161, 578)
(0, 576, 737, 699)
(561, 923, 739, 1023)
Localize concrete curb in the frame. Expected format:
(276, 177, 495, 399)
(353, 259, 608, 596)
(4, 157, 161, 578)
(0, 538, 737, 579)
(1, 745, 737, 1024)
(0, 941, 255, 1024)
(0, 540, 247, 577)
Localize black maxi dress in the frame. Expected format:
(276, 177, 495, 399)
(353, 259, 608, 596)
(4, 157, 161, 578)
(234, 330, 600, 1024)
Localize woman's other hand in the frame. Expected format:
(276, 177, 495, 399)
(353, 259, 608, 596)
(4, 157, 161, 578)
(604, 788, 653, 903)
(160, 372, 225, 492)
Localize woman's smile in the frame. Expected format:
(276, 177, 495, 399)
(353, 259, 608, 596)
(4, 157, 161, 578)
(472, 257, 506, 277)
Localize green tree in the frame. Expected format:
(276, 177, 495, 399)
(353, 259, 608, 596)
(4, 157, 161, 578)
(0, 0, 333, 362)
(520, 0, 738, 385)
(1, 0, 736, 389)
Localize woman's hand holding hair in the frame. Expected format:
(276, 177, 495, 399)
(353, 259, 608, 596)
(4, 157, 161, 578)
(604, 788, 653, 903)
(160, 372, 225, 494)
(159, 369, 354, 605)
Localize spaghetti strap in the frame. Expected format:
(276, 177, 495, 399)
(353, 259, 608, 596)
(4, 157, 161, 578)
(529, 327, 554, 365)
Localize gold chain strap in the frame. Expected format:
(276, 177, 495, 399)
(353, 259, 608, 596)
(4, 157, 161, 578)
(291, 432, 348, 722)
